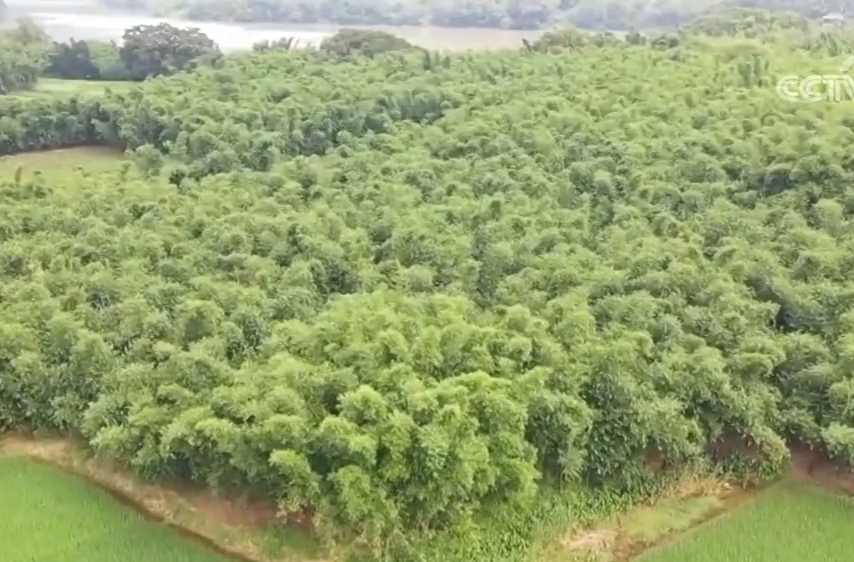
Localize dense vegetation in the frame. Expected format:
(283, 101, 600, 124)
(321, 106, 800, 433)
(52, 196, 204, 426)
(45, 38, 132, 81)
(4, 7, 854, 560)
(101, 0, 850, 30)
(0, 20, 221, 93)
(0, 19, 52, 93)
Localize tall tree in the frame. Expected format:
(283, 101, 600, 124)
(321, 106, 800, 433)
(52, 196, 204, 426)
(0, 18, 52, 94)
(119, 23, 220, 80)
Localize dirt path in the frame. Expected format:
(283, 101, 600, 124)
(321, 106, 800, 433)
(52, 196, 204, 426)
(0, 434, 321, 562)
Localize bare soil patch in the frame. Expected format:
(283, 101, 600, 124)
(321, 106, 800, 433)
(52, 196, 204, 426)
(0, 433, 320, 562)
(562, 475, 757, 562)
(789, 442, 854, 497)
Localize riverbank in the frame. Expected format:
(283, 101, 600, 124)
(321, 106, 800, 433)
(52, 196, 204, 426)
(1, 0, 546, 51)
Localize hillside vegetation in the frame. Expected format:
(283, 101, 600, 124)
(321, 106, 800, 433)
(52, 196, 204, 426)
(103, 0, 852, 29)
(3, 9, 854, 560)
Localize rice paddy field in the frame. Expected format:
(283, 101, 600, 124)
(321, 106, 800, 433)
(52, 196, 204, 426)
(638, 481, 854, 562)
(0, 457, 234, 562)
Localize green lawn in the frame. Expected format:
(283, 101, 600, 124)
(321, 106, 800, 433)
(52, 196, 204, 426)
(0, 147, 126, 180)
(638, 481, 854, 562)
(0, 457, 234, 562)
(16, 78, 136, 98)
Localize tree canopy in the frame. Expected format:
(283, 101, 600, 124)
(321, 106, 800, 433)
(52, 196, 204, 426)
(0, 21, 221, 93)
(0, 19, 52, 94)
(3, 7, 854, 557)
(119, 23, 221, 80)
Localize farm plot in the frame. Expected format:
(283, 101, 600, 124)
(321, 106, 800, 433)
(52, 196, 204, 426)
(638, 480, 854, 562)
(0, 457, 234, 562)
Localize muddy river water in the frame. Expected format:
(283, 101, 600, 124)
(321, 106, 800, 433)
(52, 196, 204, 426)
(1, 0, 545, 51)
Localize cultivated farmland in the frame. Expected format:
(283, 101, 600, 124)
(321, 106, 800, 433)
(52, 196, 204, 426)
(638, 482, 854, 562)
(0, 457, 233, 562)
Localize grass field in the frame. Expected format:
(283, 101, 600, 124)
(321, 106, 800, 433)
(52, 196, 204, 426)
(0, 457, 235, 562)
(16, 78, 136, 98)
(0, 147, 127, 181)
(638, 481, 854, 562)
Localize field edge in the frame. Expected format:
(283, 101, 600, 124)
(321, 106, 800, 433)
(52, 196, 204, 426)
(555, 444, 854, 562)
(557, 477, 758, 562)
(0, 433, 328, 562)
(4, 433, 854, 562)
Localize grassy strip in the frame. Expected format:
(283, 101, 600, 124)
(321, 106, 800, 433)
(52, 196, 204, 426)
(0, 147, 127, 178)
(13, 78, 136, 98)
(0, 456, 235, 562)
(638, 480, 854, 562)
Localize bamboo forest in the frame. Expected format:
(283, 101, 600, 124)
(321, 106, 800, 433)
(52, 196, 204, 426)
(3, 8, 854, 562)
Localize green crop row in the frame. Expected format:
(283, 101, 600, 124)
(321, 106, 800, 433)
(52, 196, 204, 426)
(0, 457, 231, 562)
(641, 482, 854, 562)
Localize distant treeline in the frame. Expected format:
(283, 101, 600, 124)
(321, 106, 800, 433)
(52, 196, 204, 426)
(0, 19, 221, 94)
(99, 0, 851, 29)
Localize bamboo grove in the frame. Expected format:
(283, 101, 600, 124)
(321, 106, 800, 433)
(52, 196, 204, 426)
(2, 11, 854, 555)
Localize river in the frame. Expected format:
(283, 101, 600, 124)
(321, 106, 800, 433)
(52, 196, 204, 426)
(1, 0, 545, 51)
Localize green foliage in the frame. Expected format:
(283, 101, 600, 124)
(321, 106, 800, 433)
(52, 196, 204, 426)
(46, 39, 102, 81)
(686, 8, 814, 37)
(0, 19, 52, 94)
(119, 23, 221, 80)
(1, 20, 218, 86)
(0, 96, 110, 154)
(45, 39, 134, 82)
(5, 15, 854, 557)
(529, 26, 591, 51)
(319, 30, 417, 59)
